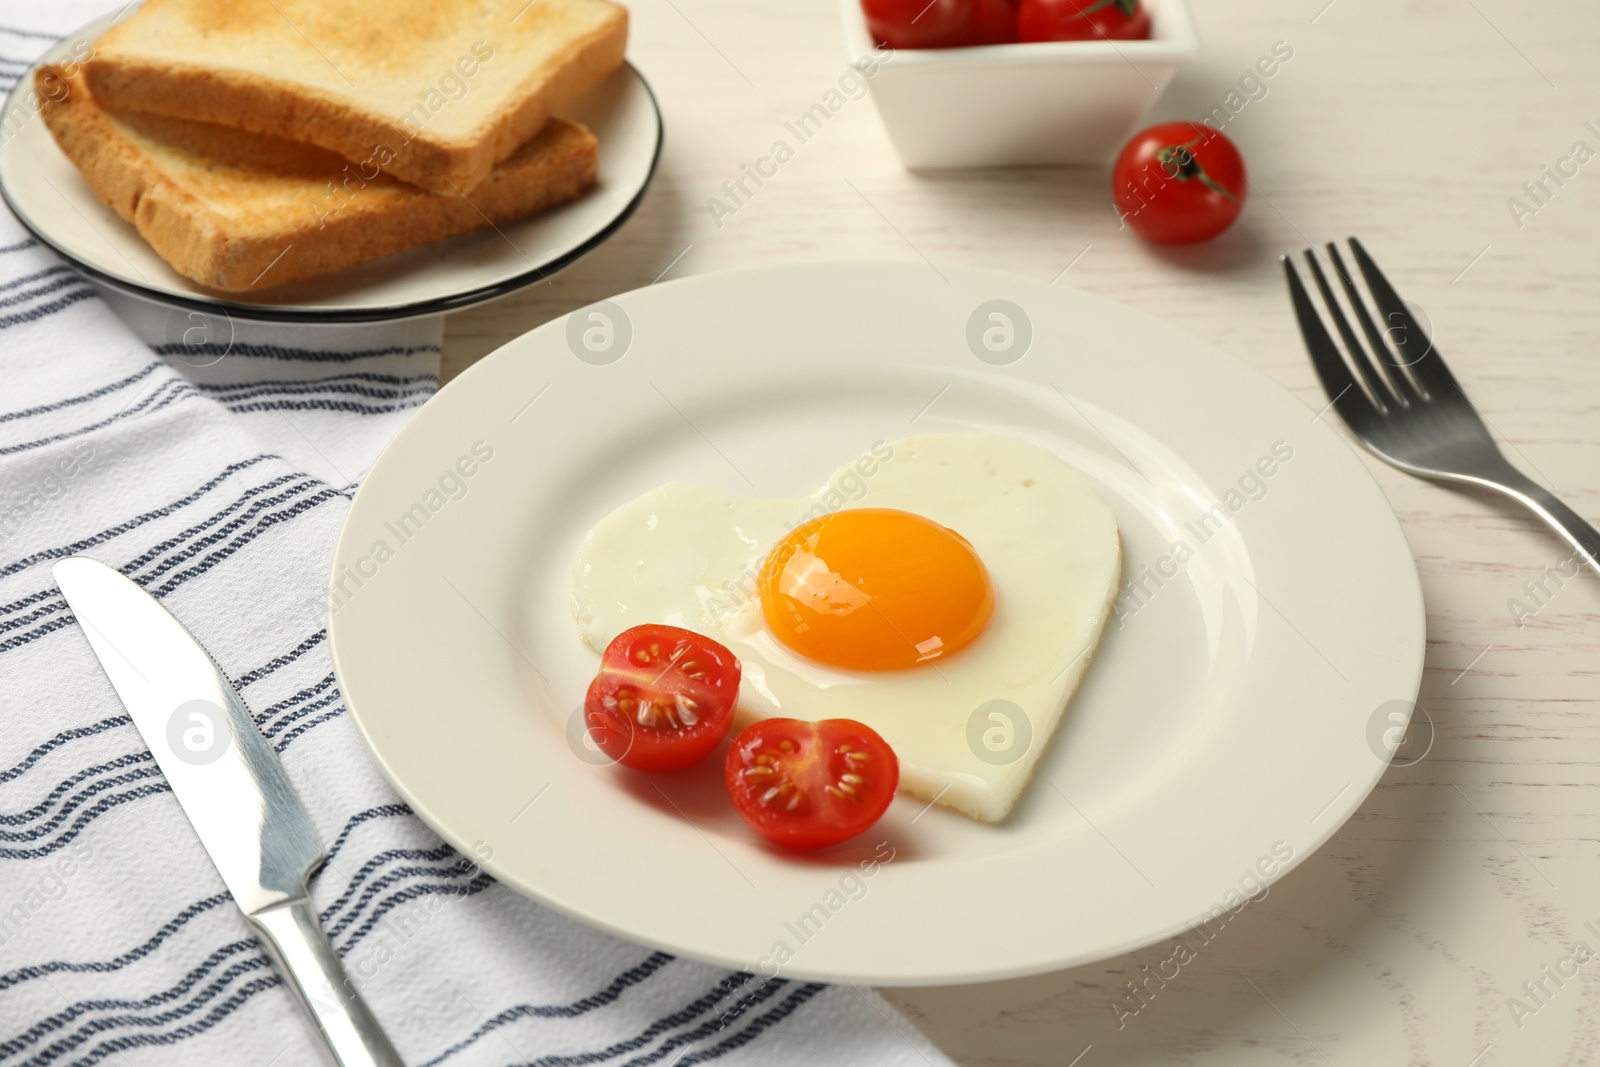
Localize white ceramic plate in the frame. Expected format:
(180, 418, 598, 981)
(0, 11, 662, 323)
(328, 262, 1425, 985)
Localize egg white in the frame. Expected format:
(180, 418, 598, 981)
(569, 432, 1121, 822)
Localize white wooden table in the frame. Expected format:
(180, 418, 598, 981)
(444, 1, 1600, 1061)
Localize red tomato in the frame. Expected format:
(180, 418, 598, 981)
(725, 719, 899, 851)
(861, 0, 1019, 49)
(965, 0, 1022, 44)
(1111, 122, 1247, 245)
(1018, 0, 1149, 41)
(583, 625, 741, 772)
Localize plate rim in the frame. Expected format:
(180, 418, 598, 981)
(0, 25, 664, 324)
(327, 260, 1427, 985)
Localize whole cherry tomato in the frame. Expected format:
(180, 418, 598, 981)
(1111, 122, 1247, 244)
(583, 624, 741, 772)
(725, 718, 899, 850)
(861, 0, 1019, 49)
(1018, 0, 1150, 41)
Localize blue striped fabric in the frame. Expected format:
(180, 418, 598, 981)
(0, 8, 954, 1064)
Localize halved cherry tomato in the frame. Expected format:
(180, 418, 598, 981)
(1112, 121, 1247, 245)
(725, 719, 899, 850)
(584, 625, 741, 772)
(1018, 0, 1150, 41)
(861, 0, 1019, 50)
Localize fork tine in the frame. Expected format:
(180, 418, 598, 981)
(1282, 256, 1372, 426)
(1347, 237, 1464, 399)
(1325, 243, 1423, 405)
(1302, 251, 1394, 410)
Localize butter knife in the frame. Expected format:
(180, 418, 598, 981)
(53, 556, 403, 1067)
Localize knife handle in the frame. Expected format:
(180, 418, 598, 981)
(248, 900, 406, 1067)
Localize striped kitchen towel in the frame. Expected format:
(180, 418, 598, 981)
(0, 13, 954, 1067)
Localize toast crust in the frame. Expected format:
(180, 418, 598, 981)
(83, 0, 626, 195)
(37, 65, 598, 291)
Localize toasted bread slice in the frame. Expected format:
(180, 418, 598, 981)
(83, 0, 625, 195)
(38, 65, 598, 291)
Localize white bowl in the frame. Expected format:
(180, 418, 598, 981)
(841, 0, 1200, 169)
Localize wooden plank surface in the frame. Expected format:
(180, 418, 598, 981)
(443, 0, 1600, 1061)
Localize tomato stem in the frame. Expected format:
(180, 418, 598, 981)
(1155, 136, 1239, 203)
(1061, 0, 1141, 21)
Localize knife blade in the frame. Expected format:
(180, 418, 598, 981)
(53, 556, 403, 1067)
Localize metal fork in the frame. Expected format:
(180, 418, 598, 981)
(1284, 237, 1600, 574)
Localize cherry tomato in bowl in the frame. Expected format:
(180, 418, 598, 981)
(1018, 0, 1150, 42)
(725, 718, 899, 851)
(583, 624, 741, 772)
(1112, 121, 1247, 245)
(861, 0, 1019, 49)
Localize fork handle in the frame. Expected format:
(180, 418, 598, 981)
(1490, 474, 1600, 576)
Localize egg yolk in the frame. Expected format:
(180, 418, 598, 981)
(757, 508, 995, 671)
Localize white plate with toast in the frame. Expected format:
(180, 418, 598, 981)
(0, 7, 661, 322)
(326, 261, 1426, 985)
